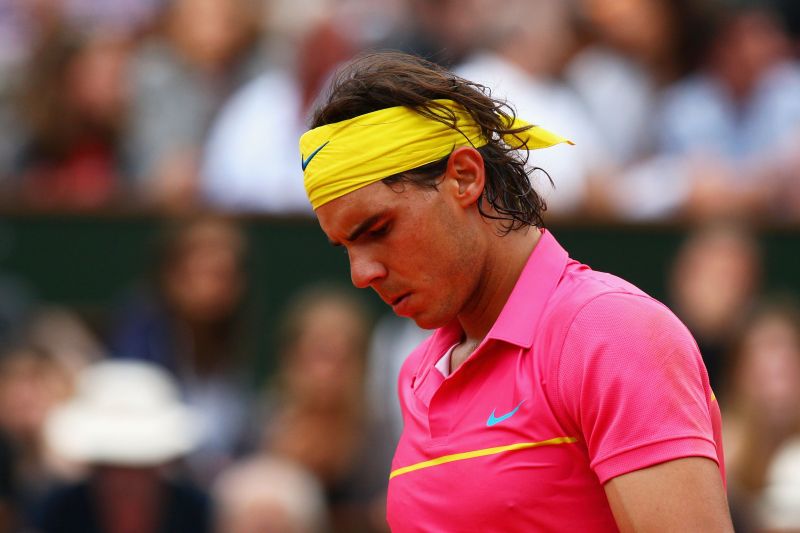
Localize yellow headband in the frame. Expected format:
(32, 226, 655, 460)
(299, 99, 571, 210)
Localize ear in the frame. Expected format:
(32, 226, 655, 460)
(444, 146, 485, 208)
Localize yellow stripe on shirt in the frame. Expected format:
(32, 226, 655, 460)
(389, 436, 579, 479)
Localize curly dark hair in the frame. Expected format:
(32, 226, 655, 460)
(310, 51, 551, 233)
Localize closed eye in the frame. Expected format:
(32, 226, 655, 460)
(367, 223, 390, 239)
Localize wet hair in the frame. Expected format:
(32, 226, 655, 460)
(310, 51, 551, 233)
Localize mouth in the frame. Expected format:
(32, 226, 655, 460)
(390, 293, 409, 306)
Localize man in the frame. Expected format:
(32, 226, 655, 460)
(299, 51, 733, 532)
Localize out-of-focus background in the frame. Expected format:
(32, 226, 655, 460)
(0, 0, 798, 531)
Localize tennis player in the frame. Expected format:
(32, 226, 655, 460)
(299, 51, 733, 532)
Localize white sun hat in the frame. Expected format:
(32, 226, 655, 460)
(45, 360, 199, 466)
(759, 437, 800, 530)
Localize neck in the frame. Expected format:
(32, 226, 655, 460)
(457, 226, 541, 345)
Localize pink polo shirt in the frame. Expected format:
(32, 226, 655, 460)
(386, 230, 724, 532)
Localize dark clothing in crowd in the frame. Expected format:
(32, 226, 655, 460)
(0, 432, 15, 532)
(34, 478, 212, 533)
(0, 433, 14, 500)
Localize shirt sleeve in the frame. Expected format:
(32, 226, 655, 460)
(556, 292, 720, 484)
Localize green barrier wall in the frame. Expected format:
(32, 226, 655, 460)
(3, 215, 797, 303)
(1, 215, 798, 376)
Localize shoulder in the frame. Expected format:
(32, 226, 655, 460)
(570, 287, 687, 340)
(556, 282, 700, 377)
(542, 262, 656, 335)
(542, 267, 705, 402)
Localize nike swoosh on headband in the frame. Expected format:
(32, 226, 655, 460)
(301, 141, 330, 171)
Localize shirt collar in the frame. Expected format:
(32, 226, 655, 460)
(485, 229, 569, 348)
(418, 229, 568, 366)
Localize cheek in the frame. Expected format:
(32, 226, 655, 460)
(383, 194, 483, 296)
(395, 223, 456, 278)
(409, 222, 482, 302)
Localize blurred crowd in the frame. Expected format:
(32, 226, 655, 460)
(0, 0, 797, 220)
(0, 214, 796, 533)
(0, 213, 399, 533)
(0, 0, 800, 531)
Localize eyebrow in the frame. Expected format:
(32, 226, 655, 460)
(329, 213, 385, 247)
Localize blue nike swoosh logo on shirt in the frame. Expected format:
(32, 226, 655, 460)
(301, 141, 329, 170)
(486, 400, 527, 427)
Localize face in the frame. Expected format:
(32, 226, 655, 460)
(316, 179, 484, 329)
(737, 315, 800, 425)
(171, 0, 252, 68)
(66, 35, 129, 122)
(0, 353, 72, 440)
(671, 228, 759, 333)
(582, 0, 674, 59)
(286, 298, 367, 404)
(164, 220, 245, 324)
(712, 10, 790, 95)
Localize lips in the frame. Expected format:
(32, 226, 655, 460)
(389, 293, 412, 314)
(390, 293, 409, 306)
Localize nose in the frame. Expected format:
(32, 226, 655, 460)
(348, 249, 387, 289)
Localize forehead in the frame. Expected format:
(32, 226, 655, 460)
(315, 181, 403, 234)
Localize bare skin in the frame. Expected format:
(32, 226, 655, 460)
(605, 457, 733, 532)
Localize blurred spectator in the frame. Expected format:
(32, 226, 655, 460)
(0, 346, 75, 527)
(612, 3, 800, 220)
(773, 0, 800, 47)
(199, 66, 312, 214)
(59, 0, 164, 37)
(125, 0, 266, 210)
(213, 454, 328, 533)
(0, 0, 160, 75)
(37, 359, 211, 533)
(0, 272, 37, 352)
(0, 0, 59, 180)
(0, 0, 160, 186)
(760, 436, 800, 532)
(261, 285, 387, 533)
(23, 306, 104, 376)
(9, 28, 130, 210)
(295, 18, 357, 113)
(378, 0, 488, 66)
(455, 0, 612, 215)
(721, 296, 800, 532)
(109, 214, 255, 483)
(0, 0, 60, 78)
(0, 86, 18, 187)
(200, 14, 354, 214)
(566, 0, 711, 167)
(668, 220, 762, 394)
(365, 315, 429, 449)
(0, 431, 12, 533)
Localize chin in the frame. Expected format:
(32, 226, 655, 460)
(409, 311, 450, 331)
(410, 318, 436, 330)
